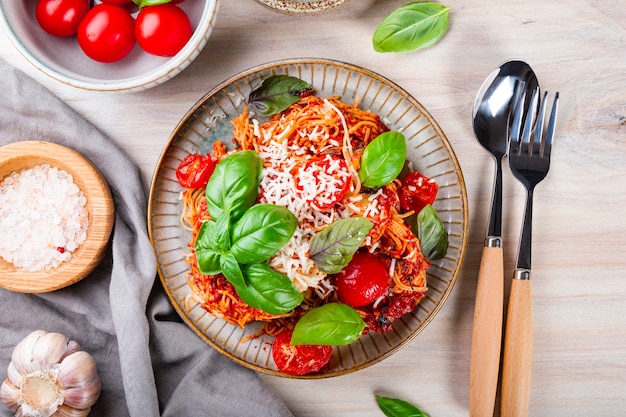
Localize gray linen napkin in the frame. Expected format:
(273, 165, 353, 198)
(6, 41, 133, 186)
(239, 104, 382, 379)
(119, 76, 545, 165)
(0, 59, 294, 417)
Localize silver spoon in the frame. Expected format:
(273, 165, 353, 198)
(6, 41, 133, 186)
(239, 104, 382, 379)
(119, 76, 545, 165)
(469, 60, 539, 417)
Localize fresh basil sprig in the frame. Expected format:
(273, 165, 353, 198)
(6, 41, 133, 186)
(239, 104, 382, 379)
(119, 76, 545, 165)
(375, 395, 430, 417)
(373, 2, 450, 53)
(417, 204, 448, 260)
(194, 151, 302, 314)
(291, 303, 366, 346)
(248, 75, 314, 117)
(359, 131, 407, 188)
(309, 217, 373, 274)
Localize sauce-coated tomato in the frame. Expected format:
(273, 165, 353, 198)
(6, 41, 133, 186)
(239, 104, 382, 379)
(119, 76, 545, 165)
(176, 153, 215, 189)
(77, 4, 136, 63)
(272, 330, 332, 376)
(36, 0, 90, 37)
(135, 4, 193, 57)
(398, 171, 438, 214)
(334, 251, 389, 307)
(294, 155, 352, 210)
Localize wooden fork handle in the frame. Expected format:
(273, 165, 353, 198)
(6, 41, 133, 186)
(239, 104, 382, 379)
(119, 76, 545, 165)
(501, 274, 533, 417)
(469, 244, 504, 417)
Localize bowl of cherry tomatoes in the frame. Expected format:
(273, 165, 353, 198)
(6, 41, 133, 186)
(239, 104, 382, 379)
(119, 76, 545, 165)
(0, 0, 218, 91)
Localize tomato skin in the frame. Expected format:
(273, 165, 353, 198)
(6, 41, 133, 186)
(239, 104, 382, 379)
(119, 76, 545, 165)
(272, 330, 332, 376)
(77, 4, 136, 63)
(398, 171, 438, 214)
(135, 4, 193, 57)
(176, 153, 215, 189)
(36, 0, 90, 37)
(335, 251, 389, 307)
(99, 0, 132, 3)
(294, 156, 352, 210)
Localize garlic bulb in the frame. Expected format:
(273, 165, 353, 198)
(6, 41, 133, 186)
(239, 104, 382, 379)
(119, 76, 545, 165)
(1, 330, 101, 417)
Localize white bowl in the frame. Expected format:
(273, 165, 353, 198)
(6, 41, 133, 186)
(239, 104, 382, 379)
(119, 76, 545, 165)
(0, 0, 219, 92)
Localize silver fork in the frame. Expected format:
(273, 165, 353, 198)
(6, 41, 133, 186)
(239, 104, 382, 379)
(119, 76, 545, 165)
(501, 88, 559, 417)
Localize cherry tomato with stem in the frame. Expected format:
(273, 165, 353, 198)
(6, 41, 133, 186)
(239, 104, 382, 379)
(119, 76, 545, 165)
(176, 153, 215, 189)
(36, 0, 90, 37)
(272, 330, 332, 376)
(334, 250, 390, 308)
(77, 4, 136, 63)
(398, 171, 438, 214)
(294, 155, 352, 210)
(135, 4, 193, 57)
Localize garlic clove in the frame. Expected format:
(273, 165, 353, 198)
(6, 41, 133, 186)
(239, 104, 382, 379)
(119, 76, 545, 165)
(0, 379, 20, 411)
(60, 378, 101, 411)
(10, 330, 46, 376)
(52, 404, 91, 417)
(56, 351, 98, 391)
(7, 362, 23, 387)
(32, 333, 79, 371)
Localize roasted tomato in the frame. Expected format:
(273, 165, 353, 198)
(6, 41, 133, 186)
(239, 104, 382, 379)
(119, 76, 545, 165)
(398, 171, 438, 214)
(36, 0, 90, 37)
(77, 4, 136, 63)
(334, 251, 389, 307)
(135, 4, 193, 57)
(272, 330, 332, 376)
(294, 155, 352, 210)
(176, 153, 215, 189)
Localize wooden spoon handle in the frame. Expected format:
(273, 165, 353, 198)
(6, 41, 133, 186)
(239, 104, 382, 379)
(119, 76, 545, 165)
(469, 245, 504, 417)
(501, 276, 533, 417)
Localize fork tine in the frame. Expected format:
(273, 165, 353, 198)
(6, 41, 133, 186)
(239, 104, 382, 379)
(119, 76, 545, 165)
(542, 92, 559, 158)
(521, 88, 539, 155)
(534, 92, 549, 156)
(510, 83, 527, 151)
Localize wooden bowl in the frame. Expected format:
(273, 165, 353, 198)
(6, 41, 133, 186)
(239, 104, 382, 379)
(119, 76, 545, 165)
(0, 141, 115, 293)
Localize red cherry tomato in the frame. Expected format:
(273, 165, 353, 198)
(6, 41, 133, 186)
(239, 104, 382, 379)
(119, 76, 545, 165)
(135, 4, 193, 57)
(176, 153, 215, 189)
(335, 251, 389, 307)
(35, 0, 90, 37)
(398, 171, 438, 214)
(294, 155, 352, 210)
(99, 0, 132, 3)
(272, 330, 332, 376)
(77, 4, 136, 63)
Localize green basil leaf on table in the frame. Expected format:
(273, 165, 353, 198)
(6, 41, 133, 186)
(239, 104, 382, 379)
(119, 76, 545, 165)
(219, 251, 246, 289)
(373, 2, 450, 53)
(248, 75, 314, 117)
(231, 204, 298, 264)
(291, 303, 366, 346)
(194, 220, 223, 275)
(205, 150, 262, 221)
(375, 395, 430, 417)
(417, 204, 448, 260)
(309, 217, 373, 274)
(236, 263, 303, 315)
(359, 131, 407, 188)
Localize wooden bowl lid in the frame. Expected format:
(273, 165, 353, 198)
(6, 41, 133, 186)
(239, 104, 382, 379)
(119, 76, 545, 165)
(0, 141, 115, 293)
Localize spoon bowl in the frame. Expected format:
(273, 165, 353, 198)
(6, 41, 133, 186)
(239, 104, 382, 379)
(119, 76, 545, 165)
(469, 59, 539, 417)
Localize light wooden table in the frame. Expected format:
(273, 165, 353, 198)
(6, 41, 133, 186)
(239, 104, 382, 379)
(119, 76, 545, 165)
(2, 1, 625, 416)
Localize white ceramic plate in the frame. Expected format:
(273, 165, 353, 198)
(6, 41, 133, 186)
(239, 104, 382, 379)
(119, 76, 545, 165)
(148, 58, 468, 378)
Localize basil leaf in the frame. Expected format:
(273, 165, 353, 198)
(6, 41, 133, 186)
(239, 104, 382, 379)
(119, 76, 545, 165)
(214, 212, 231, 250)
(230, 204, 297, 264)
(220, 252, 245, 289)
(309, 218, 373, 274)
(359, 131, 407, 188)
(236, 263, 303, 314)
(248, 75, 314, 117)
(205, 150, 262, 222)
(194, 220, 223, 275)
(417, 204, 448, 260)
(291, 303, 366, 346)
(373, 2, 450, 53)
(375, 396, 430, 417)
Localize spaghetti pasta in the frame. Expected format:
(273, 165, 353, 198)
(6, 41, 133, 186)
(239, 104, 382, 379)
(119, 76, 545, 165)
(181, 95, 431, 335)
